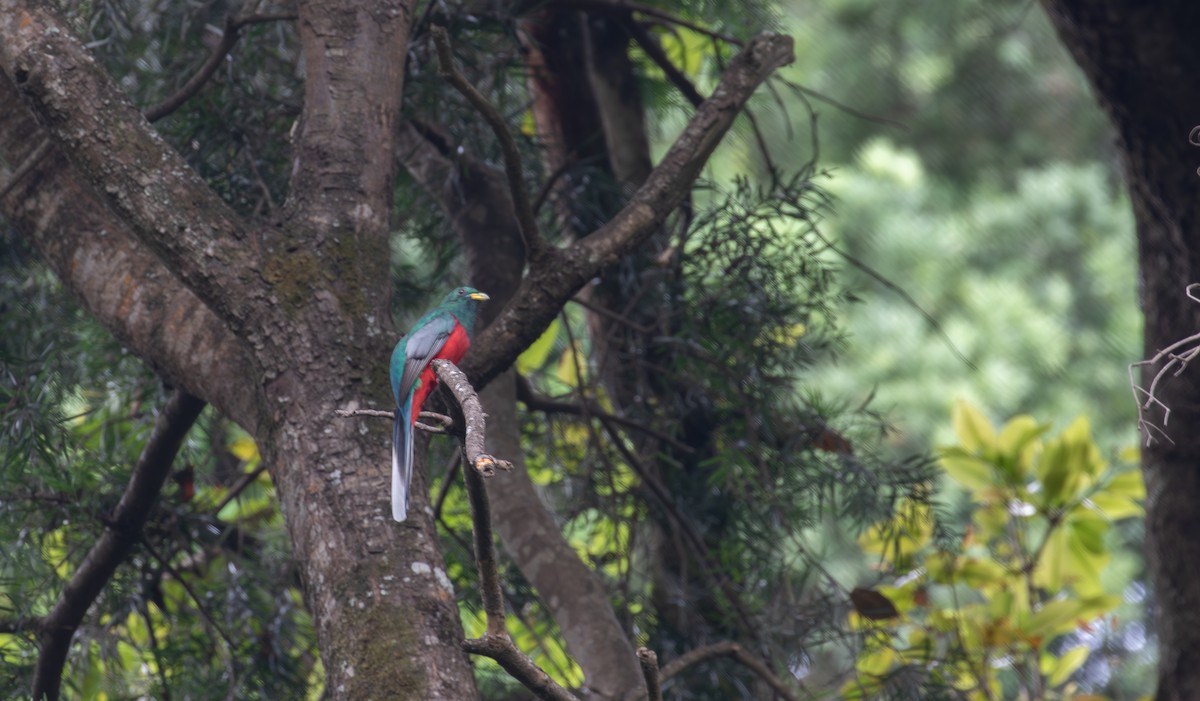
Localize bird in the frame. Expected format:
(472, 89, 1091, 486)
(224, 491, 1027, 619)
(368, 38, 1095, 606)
(390, 286, 490, 521)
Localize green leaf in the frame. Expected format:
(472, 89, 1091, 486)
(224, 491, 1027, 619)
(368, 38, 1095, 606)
(1043, 645, 1090, 687)
(1023, 598, 1088, 638)
(1087, 492, 1143, 520)
(952, 399, 997, 453)
(995, 414, 1048, 482)
(516, 319, 560, 374)
(1106, 469, 1146, 500)
(939, 447, 994, 492)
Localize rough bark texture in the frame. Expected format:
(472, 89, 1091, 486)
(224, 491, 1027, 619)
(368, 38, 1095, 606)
(0, 0, 791, 693)
(1039, 3, 1200, 700)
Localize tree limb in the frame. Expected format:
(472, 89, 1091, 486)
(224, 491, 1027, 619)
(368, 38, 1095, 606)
(430, 26, 548, 264)
(0, 73, 260, 432)
(658, 641, 800, 701)
(32, 391, 206, 701)
(0, 1, 261, 334)
(464, 32, 794, 387)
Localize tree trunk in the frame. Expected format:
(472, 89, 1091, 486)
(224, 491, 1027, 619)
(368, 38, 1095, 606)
(1040, 3, 1200, 699)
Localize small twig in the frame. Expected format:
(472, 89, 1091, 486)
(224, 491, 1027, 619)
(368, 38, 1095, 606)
(143, 539, 238, 698)
(658, 641, 800, 701)
(515, 372, 694, 454)
(562, 0, 743, 46)
(626, 20, 704, 108)
(0, 616, 42, 634)
(334, 406, 454, 435)
(1130, 284, 1200, 445)
(430, 26, 548, 264)
(144, 13, 297, 123)
(0, 138, 50, 201)
(804, 222, 976, 371)
(213, 462, 269, 515)
(638, 648, 662, 701)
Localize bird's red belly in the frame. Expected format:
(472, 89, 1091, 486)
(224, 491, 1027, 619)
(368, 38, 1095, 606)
(410, 322, 472, 423)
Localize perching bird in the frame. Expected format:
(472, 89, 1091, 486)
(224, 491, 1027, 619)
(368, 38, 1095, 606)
(390, 286, 490, 521)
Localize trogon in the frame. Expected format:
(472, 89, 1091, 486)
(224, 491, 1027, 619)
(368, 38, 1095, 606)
(390, 286, 490, 521)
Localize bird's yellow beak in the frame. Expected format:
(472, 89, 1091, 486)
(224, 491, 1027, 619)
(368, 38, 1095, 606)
(469, 292, 490, 301)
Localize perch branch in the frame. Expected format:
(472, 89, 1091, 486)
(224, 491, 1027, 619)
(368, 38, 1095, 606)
(431, 360, 514, 476)
(638, 648, 662, 701)
(426, 361, 573, 701)
(431, 26, 548, 264)
(31, 391, 206, 701)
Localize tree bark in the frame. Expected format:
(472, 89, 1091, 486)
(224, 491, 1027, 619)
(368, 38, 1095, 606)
(1039, 3, 1200, 700)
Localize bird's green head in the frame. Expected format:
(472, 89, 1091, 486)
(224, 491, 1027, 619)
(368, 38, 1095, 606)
(442, 286, 490, 333)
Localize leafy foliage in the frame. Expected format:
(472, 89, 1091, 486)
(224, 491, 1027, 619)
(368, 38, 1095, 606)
(850, 401, 1144, 700)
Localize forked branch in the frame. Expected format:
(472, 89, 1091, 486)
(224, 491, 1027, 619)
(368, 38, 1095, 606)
(1130, 283, 1200, 445)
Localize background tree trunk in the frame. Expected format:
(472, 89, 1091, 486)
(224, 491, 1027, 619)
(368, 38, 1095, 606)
(1041, 3, 1200, 699)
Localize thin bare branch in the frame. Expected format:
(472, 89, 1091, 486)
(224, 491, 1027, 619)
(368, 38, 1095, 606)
(0, 137, 48, 200)
(431, 26, 548, 264)
(333, 407, 454, 435)
(515, 372, 694, 454)
(0, 616, 41, 634)
(32, 391, 206, 701)
(1130, 283, 1200, 445)
(627, 20, 704, 107)
(560, 0, 743, 46)
(462, 634, 582, 701)
(658, 641, 801, 701)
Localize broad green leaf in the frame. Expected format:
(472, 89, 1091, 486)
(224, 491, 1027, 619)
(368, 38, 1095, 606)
(1087, 492, 1143, 520)
(940, 448, 994, 492)
(1043, 645, 1090, 687)
(995, 414, 1048, 482)
(228, 434, 259, 462)
(952, 399, 997, 453)
(856, 645, 897, 676)
(516, 319, 560, 374)
(1034, 526, 1069, 591)
(1107, 469, 1146, 500)
(1023, 598, 1089, 638)
(958, 557, 1006, 589)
